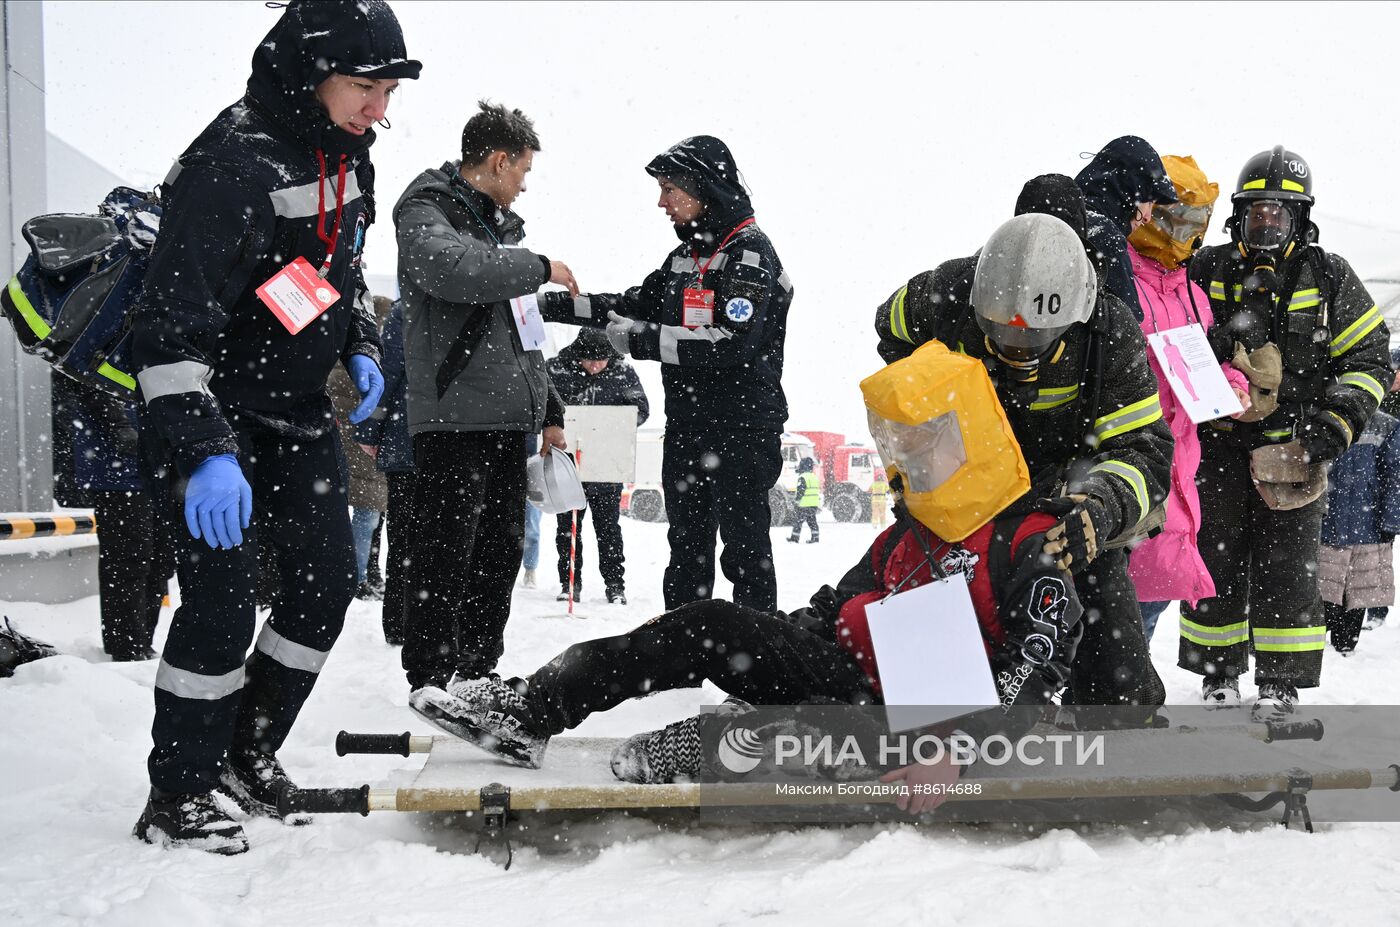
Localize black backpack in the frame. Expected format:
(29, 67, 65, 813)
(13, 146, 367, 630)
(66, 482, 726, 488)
(1, 186, 161, 397)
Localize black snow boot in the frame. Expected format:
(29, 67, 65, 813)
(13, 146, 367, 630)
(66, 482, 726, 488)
(0, 616, 59, 677)
(133, 789, 249, 855)
(218, 749, 311, 824)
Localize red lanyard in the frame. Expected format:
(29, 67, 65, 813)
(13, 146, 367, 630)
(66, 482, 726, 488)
(692, 217, 755, 286)
(315, 151, 349, 279)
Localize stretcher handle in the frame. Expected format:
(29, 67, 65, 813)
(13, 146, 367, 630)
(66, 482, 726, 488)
(1263, 719, 1324, 743)
(337, 731, 413, 756)
(278, 785, 370, 817)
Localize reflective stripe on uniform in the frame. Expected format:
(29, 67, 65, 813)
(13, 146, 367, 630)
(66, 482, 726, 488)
(1030, 384, 1079, 411)
(778, 270, 793, 292)
(659, 323, 733, 365)
(1262, 428, 1294, 440)
(136, 360, 214, 402)
(97, 361, 136, 392)
(154, 660, 246, 701)
(1092, 393, 1163, 442)
(1330, 305, 1383, 357)
(670, 252, 730, 275)
(5, 276, 50, 339)
(1252, 625, 1327, 652)
(889, 285, 911, 343)
(1288, 287, 1320, 311)
(572, 295, 593, 319)
(739, 250, 762, 268)
(1090, 460, 1148, 522)
(268, 171, 363, 220)
(255, 624, 331, 674)
(1339, 371, 1386, 404)
(1180, 616, 1250, 648)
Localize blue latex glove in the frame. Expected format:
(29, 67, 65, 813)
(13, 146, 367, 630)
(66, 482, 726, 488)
(184, 454, 252, 550)
(347, 354, 384, 424)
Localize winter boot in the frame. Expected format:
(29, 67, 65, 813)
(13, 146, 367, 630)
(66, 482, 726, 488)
(1363, 608, 1387, 631)
(408, 674, 549, 768)
(807, 536, 820, 544)
(555, 584, 581, 602)
(133, 789, 248, 855)
(0, 616, 59, 677)
(606, 587, 627, 605)
(1202, 674, 1241, 709)
(610, 714, 703, 784)
(1252, 680, 1299, 721)
(111, 646, 158, 663)
(522, 569, 538, 589)
(786, 534, 800, 543)
(218, 749, 312, 824)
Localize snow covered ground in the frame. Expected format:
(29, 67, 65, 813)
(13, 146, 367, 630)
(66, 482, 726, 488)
(3, 516, 1400, 926)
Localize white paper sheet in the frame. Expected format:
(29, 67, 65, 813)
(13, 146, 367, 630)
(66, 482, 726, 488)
(563, 406, 638, 483)
(510, 293, 548, 352)
(1146, 323, 1243, 424)
(864, 578, 1000, 732)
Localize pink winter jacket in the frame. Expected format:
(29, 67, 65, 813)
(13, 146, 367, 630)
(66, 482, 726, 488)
(1126, 244, 1249, 605)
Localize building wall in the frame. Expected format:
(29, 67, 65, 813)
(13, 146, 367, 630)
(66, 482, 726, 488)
(0, 0, 50, 513)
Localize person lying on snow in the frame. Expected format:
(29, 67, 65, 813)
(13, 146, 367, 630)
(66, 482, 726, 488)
(410, 342, 1086, 814)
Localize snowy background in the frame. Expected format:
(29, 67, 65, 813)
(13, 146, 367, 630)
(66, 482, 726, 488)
(4, 517, 1400, 925)
(7, 1, 1400, 922)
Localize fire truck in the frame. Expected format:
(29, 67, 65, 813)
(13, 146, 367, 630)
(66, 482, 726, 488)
(794, 431, 880, 522)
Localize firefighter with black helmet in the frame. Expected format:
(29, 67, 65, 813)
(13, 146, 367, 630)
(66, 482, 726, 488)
(1183, 146, 1391, 716)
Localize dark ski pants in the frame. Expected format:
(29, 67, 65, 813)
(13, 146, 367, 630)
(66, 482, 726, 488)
(401, 431, 525, 690)
(1181, 440, 1326, 687)
(1324, 601, 1365, 653)
(555, 482, 625, 593)
(381, 470, 416, 644)
(93, 490, 174, 659)
(1067, 548, 1165, 708)
(662, 430, 782, 613)
(525, 600, 872, 735)
(147, 422, 355, 795)
(789, 506, 819, 541)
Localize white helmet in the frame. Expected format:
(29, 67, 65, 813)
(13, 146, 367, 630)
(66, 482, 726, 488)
(971, 213, 1097, 354)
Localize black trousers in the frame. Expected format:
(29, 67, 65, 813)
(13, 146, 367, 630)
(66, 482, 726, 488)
(789, 506, 819, 540)
(1181, 439, 1326, 687)
(401, 431, 525, 690)
(1067, 548, 1165, 708)
(382, 470, 416, 643)
(662, 430, 782, 612)
(147, 420, 355, 794)
(525, 600, 872, 735)
(93, 490, 174, 659)
(555, 482, 625, 593)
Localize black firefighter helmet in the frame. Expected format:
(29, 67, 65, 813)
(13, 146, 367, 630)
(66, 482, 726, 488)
(1228, 146, 1316, 258)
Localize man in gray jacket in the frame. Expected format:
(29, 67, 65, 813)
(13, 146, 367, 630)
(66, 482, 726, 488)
(395, 101, 577, 707)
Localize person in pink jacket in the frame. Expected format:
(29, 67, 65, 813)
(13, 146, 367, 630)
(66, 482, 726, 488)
(1125, 155, 1251, 639)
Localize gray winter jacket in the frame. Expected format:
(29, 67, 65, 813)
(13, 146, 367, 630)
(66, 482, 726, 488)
(394, 162, 561, 434)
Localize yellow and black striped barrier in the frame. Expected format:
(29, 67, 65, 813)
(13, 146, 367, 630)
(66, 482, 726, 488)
(0, 514, 97, 540)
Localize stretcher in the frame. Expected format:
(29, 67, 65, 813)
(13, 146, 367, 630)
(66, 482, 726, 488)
(282, 717, 1400, 866)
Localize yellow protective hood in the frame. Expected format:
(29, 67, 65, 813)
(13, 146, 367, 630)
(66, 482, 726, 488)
(1129, 154, 1221, 270)
(860, 341, 1030, 541)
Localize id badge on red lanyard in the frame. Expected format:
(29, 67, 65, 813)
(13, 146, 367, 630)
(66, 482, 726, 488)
(256, 257, 340, 335)
(683, 217, 755, 329)
(682, 287, 715, 328)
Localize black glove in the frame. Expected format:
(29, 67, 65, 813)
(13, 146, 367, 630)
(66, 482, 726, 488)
(1039, 494, 1111, 574)
(1299, 410, 1350, 463)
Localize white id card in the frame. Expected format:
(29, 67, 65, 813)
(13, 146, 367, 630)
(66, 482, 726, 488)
(510, 293, 548, 352)
(864, 578, 999, 732)
(1146, 323, 1243, 423)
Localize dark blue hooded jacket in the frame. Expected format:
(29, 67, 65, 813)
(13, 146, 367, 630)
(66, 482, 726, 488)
(1322, 410, 1400, 546)
(540, 136, 792, 432)
(1075, 136, 1177, 321)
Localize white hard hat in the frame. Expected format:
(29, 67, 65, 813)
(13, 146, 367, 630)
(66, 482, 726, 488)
(971, 213, 1097, 352)
(526, 447, 586, 514)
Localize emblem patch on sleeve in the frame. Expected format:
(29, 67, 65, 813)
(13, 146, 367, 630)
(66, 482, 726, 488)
(724, 297, 755, 323)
